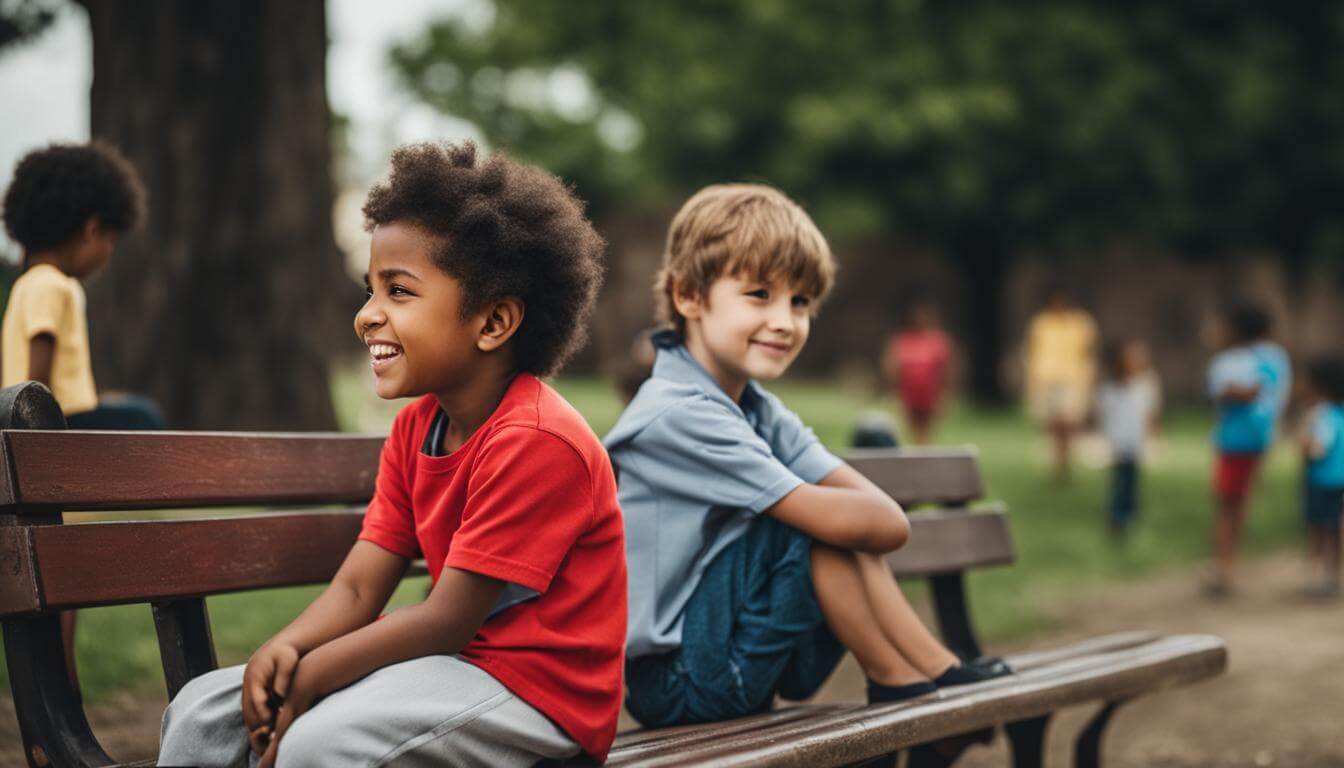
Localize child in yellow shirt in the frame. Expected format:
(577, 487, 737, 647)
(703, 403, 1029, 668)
(2, 142, 162, 429)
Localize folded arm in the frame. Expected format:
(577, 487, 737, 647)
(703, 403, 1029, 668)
(766, 463, 909, 553)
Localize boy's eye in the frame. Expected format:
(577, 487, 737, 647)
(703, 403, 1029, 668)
(363, 285, 373, 299)
(389, 284, 410, 296)
(745, 289, 769, 300)
(792, 295, 812, 309)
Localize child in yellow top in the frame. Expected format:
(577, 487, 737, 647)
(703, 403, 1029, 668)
(2, 143, 161, 429)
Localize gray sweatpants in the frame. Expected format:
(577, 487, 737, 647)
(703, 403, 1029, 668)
(158, 655, 580, 768)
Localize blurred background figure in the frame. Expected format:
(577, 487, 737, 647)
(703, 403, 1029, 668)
(881, 301, 951, 445)
(1205, 302, 1291, 597)
(1297, 357, 1344, 600)
(1024, 288, 1098, 479)
(1097, 339, 1162, 541)
(613, 327, 658, 404)
(851, 409, 901, 449)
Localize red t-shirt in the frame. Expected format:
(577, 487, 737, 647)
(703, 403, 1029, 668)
(358, 374, 627, 762)
(886, 329, 951, 411)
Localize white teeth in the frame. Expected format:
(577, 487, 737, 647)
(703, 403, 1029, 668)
(369, 344, 401, 360)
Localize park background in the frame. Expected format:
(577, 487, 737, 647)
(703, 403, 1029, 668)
(1, 1, 1342, 765)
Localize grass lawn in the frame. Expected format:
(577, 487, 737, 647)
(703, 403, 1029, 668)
(8, 368, 1305, 703)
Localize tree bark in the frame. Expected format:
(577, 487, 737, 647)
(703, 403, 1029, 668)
(77, 0, 357, 429)
(955, 237, 1009, 404)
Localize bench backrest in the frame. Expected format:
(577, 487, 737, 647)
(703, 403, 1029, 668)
(0, 385, 1015, 615)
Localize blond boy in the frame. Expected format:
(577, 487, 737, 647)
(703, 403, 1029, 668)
(606, 185, 1009, 727)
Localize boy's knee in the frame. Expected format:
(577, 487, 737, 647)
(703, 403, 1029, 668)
(163, 666, 243, 727)
(159, 666, 248, 765)
(274, 703, 364, 768)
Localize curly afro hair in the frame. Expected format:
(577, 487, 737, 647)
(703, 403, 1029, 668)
(3, 142, 146, 253)
(362, 141, 605, 378)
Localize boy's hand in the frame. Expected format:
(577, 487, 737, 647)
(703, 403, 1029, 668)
(257, 672, 319, 768)
(241, 640, 300, 753)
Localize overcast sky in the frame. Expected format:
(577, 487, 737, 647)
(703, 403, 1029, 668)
(0, 0, 484, 261)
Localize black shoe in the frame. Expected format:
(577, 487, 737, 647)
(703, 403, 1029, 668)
(866, 679, 937, 704)
(934, 656, 1013, 687)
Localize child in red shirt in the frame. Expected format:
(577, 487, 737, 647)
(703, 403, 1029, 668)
(159, 142, 625, 767)
(882, 302, 952, 444)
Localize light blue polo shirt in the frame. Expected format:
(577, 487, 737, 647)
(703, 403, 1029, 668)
(1207, 341, 1291, 454)
(604, 334, 843, 659)
(1308, 403, 1344, 488)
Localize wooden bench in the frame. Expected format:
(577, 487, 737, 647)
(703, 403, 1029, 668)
(0, 381, 1226, 767)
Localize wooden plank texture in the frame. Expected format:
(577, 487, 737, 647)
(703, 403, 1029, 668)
(599, 634, 1227, 767)
(887, 506, 1014, 576)
(844, 448, 984, 507)
(0, 526, 38, 614)
(3, 431, 384, 510)
(9, 511, 365, 612)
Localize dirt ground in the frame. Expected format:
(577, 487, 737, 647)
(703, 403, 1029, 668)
(2, 551, 1340, 767)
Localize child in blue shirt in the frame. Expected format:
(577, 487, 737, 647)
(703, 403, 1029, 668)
(1206, 302, 1291, 596)
(1299, 357, 1344, 599)
(606, 184, 1009, 729)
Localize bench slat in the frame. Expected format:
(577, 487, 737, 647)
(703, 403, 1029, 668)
(3, 511, 366, 613)
(2, 431, 384, 511)
(887, 506, 1014, 576)
(844, 447, 984, 507)
(601, 634, 1227, 767)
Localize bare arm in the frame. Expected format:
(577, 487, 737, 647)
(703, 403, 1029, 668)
(27, 334, 55, 386)
(258, 565, 505, 767)
(766, 463, 909, 553)
(294, 566, 504, 697)
(270, 541, 409, 654)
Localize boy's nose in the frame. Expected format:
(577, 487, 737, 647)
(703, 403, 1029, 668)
(354, 303, 385, 335)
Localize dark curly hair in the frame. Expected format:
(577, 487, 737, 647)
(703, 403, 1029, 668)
(362, 141, 605, 378)
(3, 142, 146, 254)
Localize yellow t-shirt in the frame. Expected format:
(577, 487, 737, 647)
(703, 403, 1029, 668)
(1, 264, 98, 415)
(1025, 308, 1098, 388)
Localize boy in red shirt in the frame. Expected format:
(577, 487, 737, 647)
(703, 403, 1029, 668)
(159, 142, 626, 767)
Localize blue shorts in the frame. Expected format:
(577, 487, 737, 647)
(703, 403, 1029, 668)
(1304, 486, 1344, 528)
(624, 516, 845, 727)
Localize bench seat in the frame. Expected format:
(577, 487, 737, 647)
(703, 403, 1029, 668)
(596, 632, 1224, 767)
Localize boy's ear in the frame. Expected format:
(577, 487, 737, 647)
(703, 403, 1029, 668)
(671, 281, 704, 321)
(477, 297, 525, 353)
(80, 217, 101, 242)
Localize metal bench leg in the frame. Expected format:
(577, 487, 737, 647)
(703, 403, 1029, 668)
(1075, 701, 1122, 768)
(1005, 714, 1050, 768)
(3, 614, 114, 768)
(153, 598, 219, 699)
(905, 726, 996, 768)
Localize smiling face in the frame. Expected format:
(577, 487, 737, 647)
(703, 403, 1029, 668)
(354, 222, 485, 400)
(676, 273, 814, 399)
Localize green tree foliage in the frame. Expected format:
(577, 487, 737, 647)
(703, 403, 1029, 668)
(391, 1, 1344, 397)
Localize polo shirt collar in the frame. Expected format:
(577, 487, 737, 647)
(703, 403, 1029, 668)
(649, 330, 766, 416)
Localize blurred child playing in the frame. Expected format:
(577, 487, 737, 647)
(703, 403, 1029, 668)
(158, 142, 626, 767)
(882, 301, 952, 444)
(1298, 357, 1344, 599)
(606, 184, 1009, 732)
(1096, 340, 1161, 539)
(1, 142, 163, 429)
(1205, 302, 1291, 596)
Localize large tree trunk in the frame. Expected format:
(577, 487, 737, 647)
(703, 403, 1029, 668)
(77, 0, 356, 429)
(954, 236, 1009, 404)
